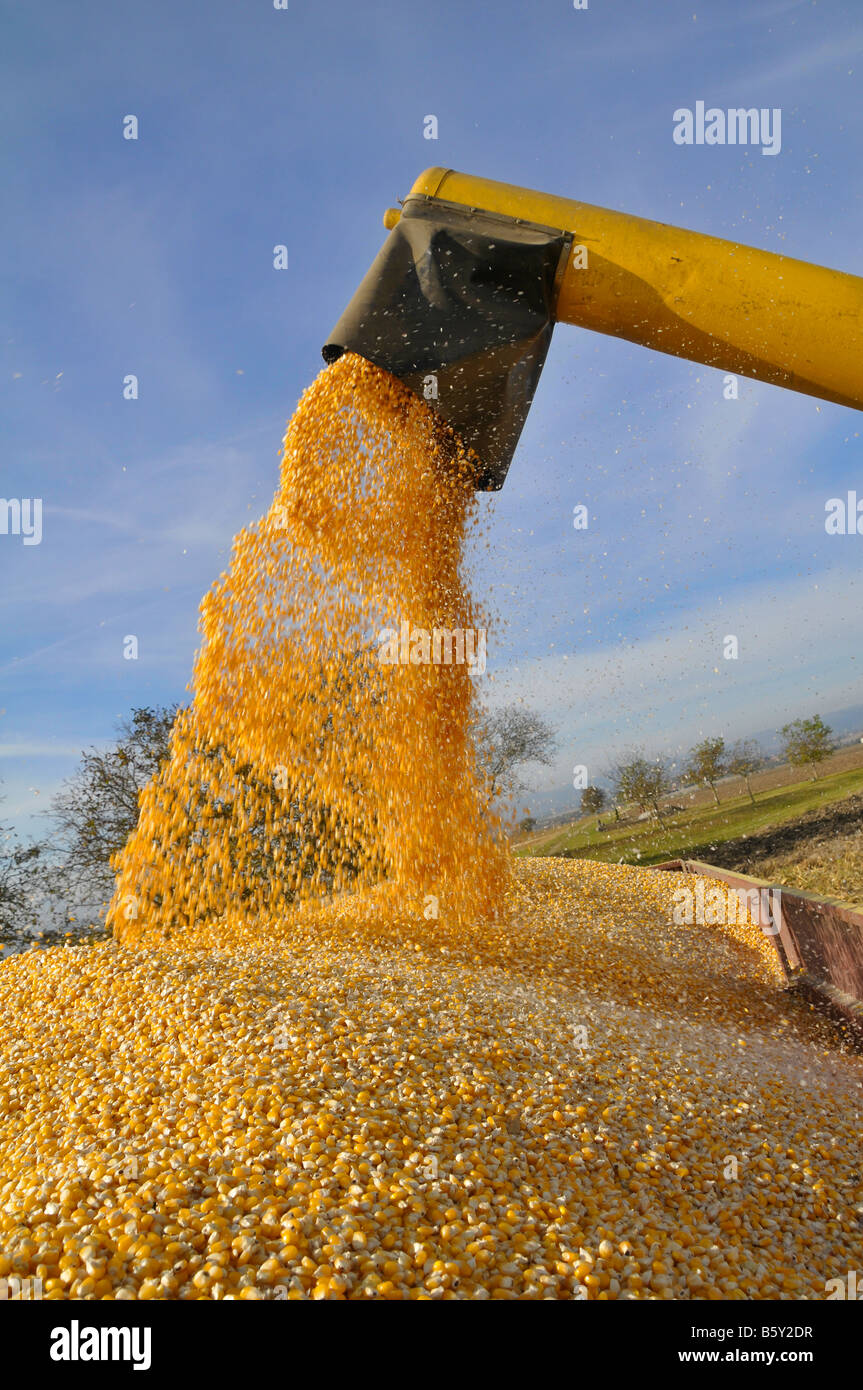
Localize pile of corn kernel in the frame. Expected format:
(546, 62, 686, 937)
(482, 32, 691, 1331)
(1, 858, 861, 1300)
(4, 357, 860, 1300)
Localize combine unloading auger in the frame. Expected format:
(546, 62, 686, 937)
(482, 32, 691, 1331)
(324, 167, 863, 490)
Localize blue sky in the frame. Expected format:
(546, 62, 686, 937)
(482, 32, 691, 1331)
(2, 0, 862, 830)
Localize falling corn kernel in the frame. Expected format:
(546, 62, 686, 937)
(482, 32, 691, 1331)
(105, 353, 508, 941)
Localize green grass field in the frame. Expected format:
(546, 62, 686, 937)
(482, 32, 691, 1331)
(514, 764, 863, 868)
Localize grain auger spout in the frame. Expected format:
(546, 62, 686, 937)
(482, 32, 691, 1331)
(323, 167, 863, 490)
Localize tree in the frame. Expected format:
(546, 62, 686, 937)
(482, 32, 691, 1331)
(581, 786, 606, 816)
(519, 816, 536, 833)
(599, 762, 624, 821)
(48, 705, 179, 909)
(610, 752, 668, 817)
(0, 793, 45, 947)
(780, 715, 834, 781)
(727, 738, 763, 806)
(683, 737, 727, 806)
(474, 705, 557, 803)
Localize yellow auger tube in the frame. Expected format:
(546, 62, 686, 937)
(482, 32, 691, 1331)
(408, 168, 863, 412)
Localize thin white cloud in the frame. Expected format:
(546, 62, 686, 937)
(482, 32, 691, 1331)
(744, 31, 863, 86)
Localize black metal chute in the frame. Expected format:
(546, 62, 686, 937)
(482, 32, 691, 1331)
(322, 195, 572, 490)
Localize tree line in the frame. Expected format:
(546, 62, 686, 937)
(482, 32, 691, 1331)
(579, 715, 836, 822)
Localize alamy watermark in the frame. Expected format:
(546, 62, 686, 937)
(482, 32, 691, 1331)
(672, 881, 781, 934)
(1, 498, 42, 545)
(673, 102, 781, 156)
(50, 1323, 151, 1370)
(377, 620, 487, 674)
(825, 1271, 862, 1299)
(0, 1275, 43, 1300)
(825, 492, 863, 535)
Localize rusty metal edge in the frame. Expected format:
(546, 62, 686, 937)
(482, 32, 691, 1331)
(652, 859, 796, 978)
(654, 857, 863, 919)
(652, 857, 863, 1044)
